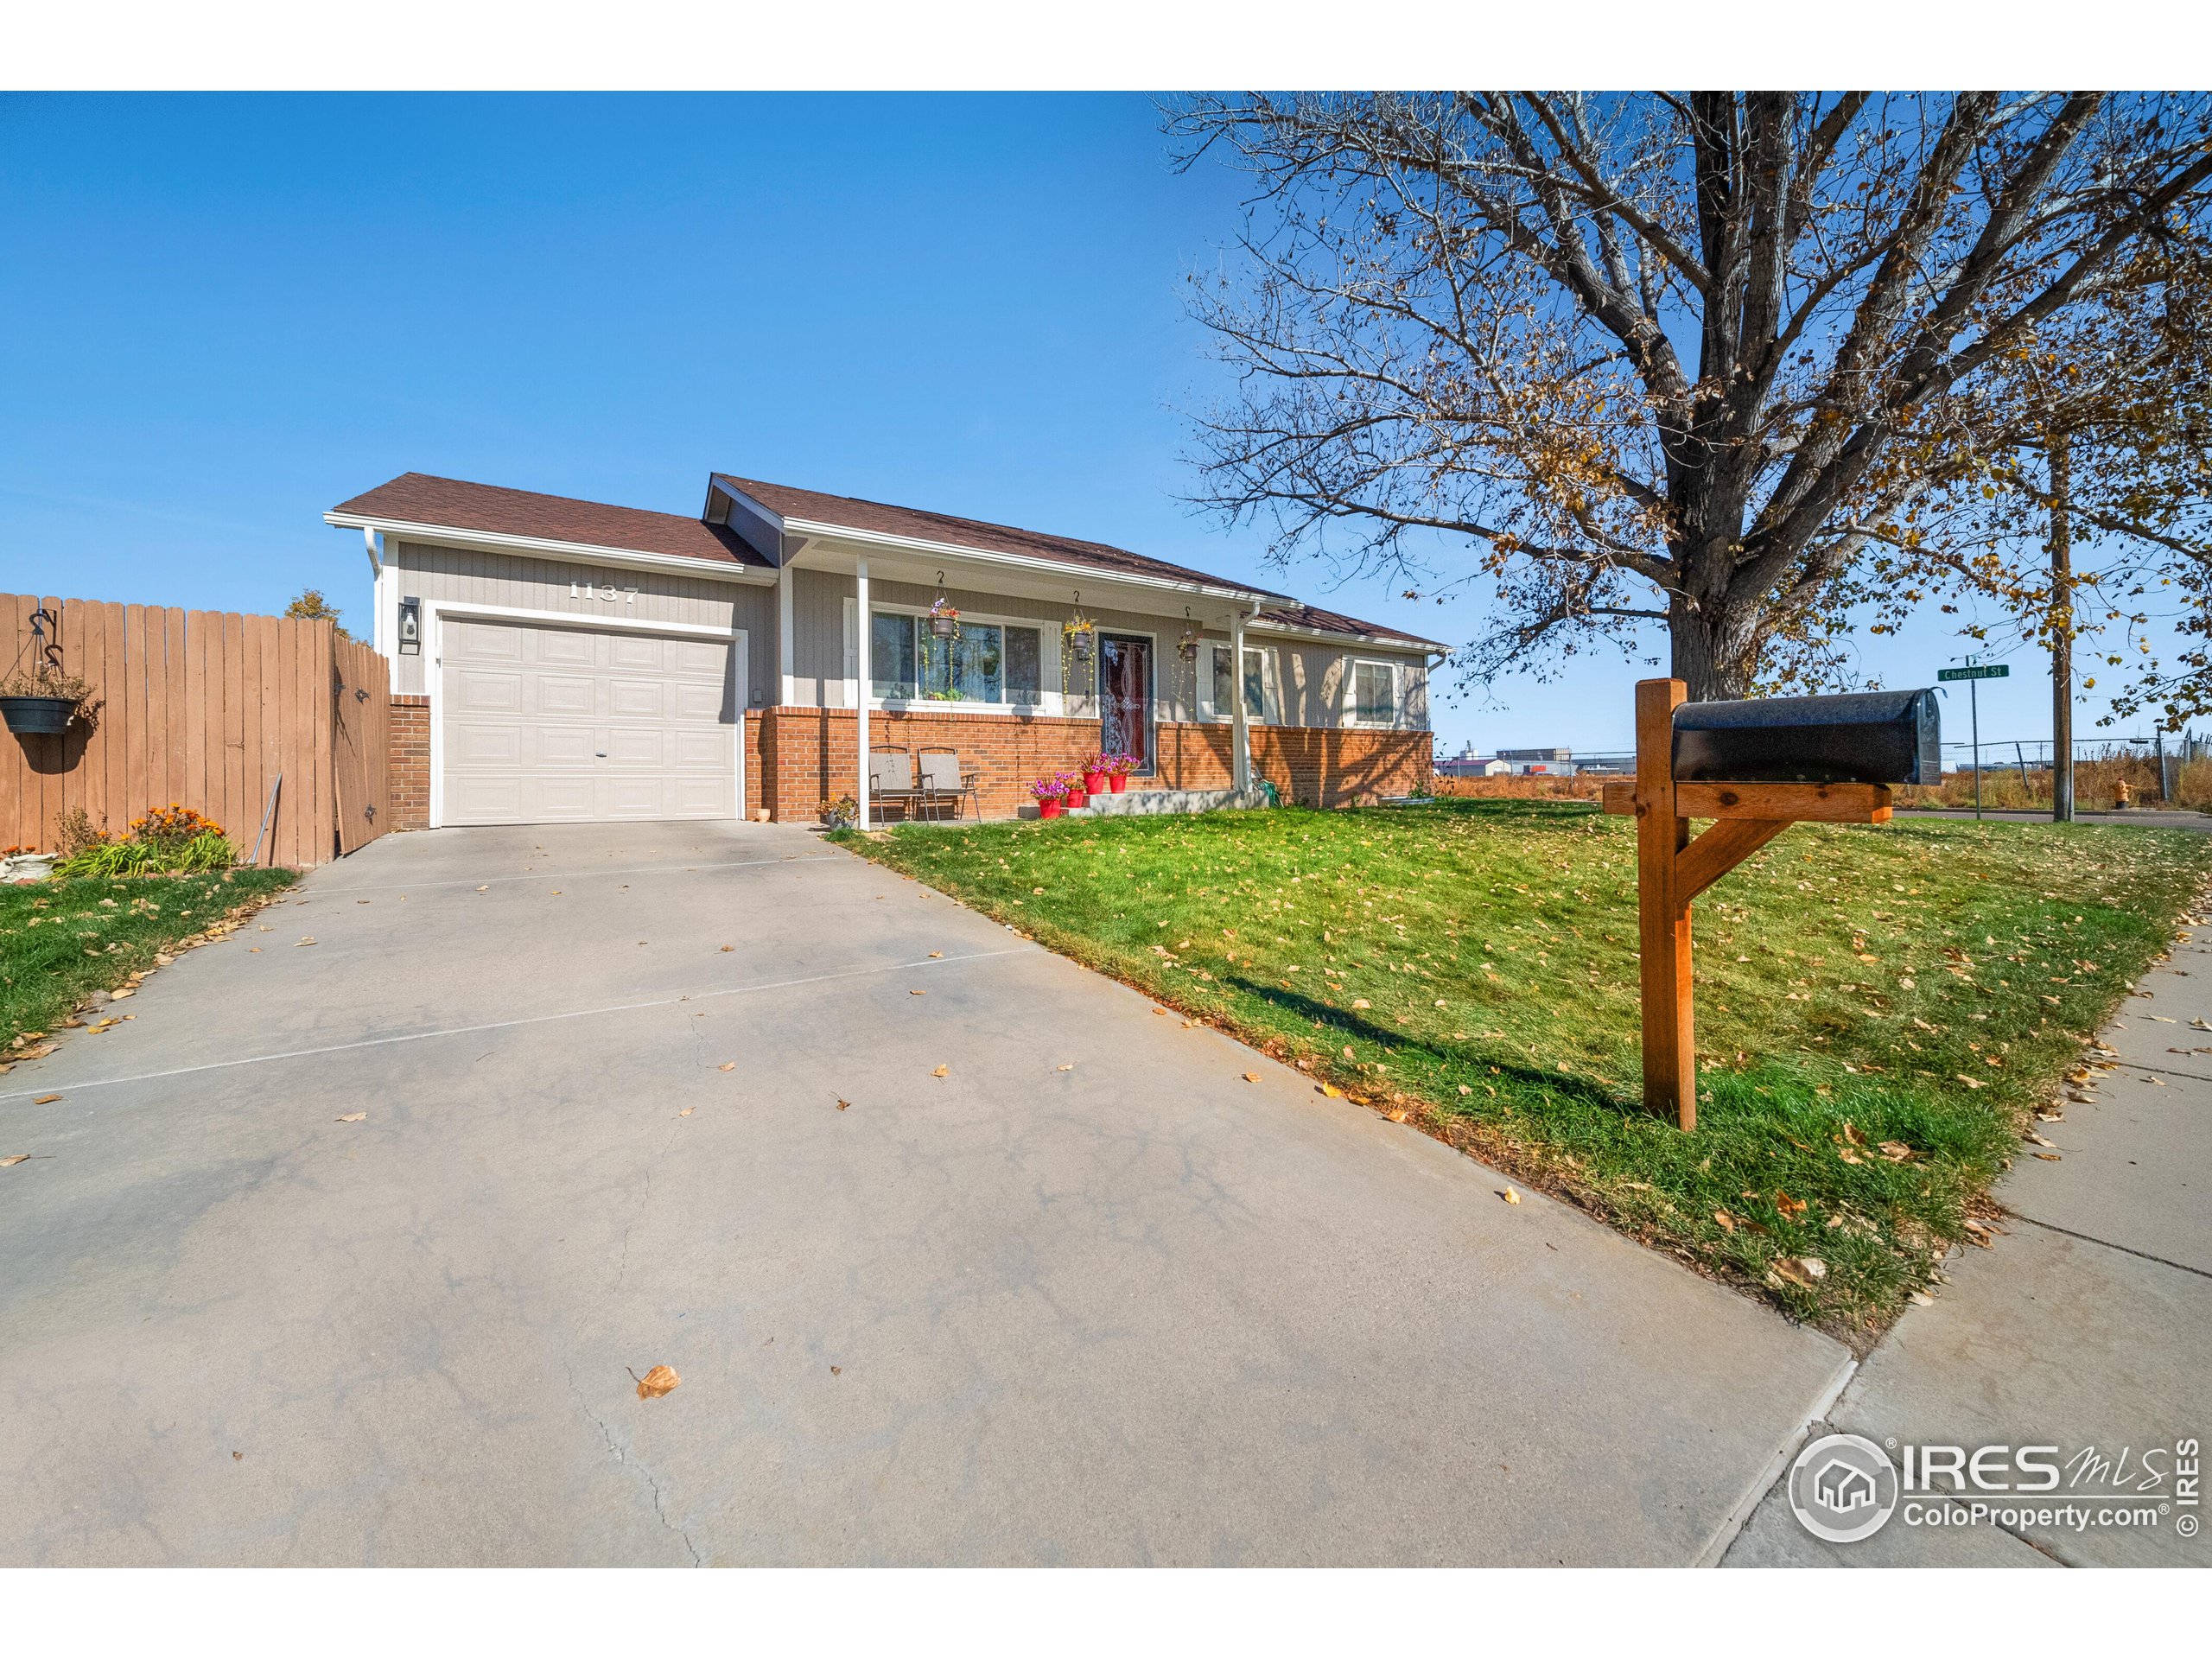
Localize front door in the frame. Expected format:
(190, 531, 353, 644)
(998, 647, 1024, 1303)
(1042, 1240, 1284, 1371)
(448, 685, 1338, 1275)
(1098, 632, 1154, 775)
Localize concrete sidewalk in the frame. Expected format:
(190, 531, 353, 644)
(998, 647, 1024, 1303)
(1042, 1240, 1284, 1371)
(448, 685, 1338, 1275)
(1727, 906, 2212, 1567)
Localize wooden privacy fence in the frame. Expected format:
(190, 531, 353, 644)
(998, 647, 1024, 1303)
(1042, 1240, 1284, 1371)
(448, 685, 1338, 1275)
(3, 594, 391, 868)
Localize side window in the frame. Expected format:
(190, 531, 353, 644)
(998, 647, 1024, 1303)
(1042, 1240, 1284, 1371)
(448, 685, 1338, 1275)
(1353, 661, 1397, 725)
(870, 611, 918, 698)
(1004, 626, 1042, 704)
(1206, 644, 1273, 722)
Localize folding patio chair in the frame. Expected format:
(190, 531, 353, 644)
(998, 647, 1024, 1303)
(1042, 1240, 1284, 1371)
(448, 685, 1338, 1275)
(868, 748, 925, 824)
(918, 748, 982, 822)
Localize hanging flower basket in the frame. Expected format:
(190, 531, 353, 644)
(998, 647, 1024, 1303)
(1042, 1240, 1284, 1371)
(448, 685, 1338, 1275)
(1178, 627, 1202, 663)
(928, 594, 961, 639)
(1, 696, 77, 735)
(0, 669, 90, 736)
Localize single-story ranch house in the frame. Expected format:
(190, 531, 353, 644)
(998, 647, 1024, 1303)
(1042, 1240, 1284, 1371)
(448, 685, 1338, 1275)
(325, 472, 1442, 828)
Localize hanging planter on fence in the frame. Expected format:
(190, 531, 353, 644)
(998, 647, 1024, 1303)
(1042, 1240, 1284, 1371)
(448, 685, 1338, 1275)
(1, 695, 79, 735)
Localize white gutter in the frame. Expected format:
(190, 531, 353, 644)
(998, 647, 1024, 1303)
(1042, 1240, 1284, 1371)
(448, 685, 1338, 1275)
(321, 512, 780, 586)
(1245, 620, 1444, 654)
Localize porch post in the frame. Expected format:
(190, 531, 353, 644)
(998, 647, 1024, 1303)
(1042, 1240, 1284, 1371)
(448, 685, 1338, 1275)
(1230, 606, 1251, 793)
(855, 559, 870, 827)
(778, 561, 796, 708)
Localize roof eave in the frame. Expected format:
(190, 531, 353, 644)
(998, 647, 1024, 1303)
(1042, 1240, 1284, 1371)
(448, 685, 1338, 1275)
(772, 512, 1290, 609)
(321, 510, 778, 586)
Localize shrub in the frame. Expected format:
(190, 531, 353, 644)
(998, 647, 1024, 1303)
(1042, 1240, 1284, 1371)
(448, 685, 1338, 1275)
(54, 805, 111, 858)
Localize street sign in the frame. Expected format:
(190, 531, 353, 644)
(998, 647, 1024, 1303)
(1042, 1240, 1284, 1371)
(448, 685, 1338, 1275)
(1938, 664, 2010, 682)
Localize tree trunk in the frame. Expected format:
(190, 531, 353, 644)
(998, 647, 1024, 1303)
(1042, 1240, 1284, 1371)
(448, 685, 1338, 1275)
(1668, 594, 1757, 702)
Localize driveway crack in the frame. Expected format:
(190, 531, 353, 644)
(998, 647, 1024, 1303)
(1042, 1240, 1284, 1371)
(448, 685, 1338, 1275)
(563, 1361, 702, 1566)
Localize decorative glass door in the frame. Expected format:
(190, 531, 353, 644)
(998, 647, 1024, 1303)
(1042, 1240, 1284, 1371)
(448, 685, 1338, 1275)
(1097, 632, 1154, 775)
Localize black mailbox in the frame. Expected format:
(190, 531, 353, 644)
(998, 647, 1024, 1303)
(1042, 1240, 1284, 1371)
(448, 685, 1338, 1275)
(1671, 689, 1941, 785)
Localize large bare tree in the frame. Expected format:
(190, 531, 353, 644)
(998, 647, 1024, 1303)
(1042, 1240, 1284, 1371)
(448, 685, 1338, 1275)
(1168, 92, 2212, 700)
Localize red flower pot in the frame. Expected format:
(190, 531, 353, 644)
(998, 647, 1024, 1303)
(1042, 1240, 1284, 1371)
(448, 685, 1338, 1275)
(1065, 788, 1089, 810)
(1038, 799, 1064, 819)
(1084, 770, 1108, 795)
(1108, 774, 1128, 793)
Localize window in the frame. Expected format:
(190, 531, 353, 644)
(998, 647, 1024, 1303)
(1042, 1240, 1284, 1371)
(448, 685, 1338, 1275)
(1353, 661, 1398, 726)
(1206, 643, 1274, 722)
(870, 610, 1042, 705)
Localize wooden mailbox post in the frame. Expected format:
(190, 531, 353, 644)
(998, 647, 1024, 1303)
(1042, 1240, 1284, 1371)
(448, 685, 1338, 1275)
(1601, 677, 1936, 1130)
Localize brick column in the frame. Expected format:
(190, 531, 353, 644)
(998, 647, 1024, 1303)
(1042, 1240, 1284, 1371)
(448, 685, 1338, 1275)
(388, 695, 430, 830)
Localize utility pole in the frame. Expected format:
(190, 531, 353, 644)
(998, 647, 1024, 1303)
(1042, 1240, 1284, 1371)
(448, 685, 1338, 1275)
(2050, 428, 2075, 823)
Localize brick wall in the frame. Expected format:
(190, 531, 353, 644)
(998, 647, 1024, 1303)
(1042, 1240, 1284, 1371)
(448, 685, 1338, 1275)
(753, 705, 1431, 821)
(391, 695, 1431, 827)
(389, 696, 430, 830)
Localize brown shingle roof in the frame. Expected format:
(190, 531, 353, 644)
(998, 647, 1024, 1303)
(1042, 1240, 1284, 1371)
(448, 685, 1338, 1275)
(329, 469, 1444, 651)
(1255, 601, 1446, 652)
(714, 474, 1290, 600)
(329, 474, 769, 568)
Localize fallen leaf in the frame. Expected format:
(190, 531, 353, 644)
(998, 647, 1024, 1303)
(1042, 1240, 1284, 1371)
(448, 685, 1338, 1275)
(633, 1364, 680, 1400)
(928, 951, 944, 959)
(1, 1154, 29, 1167)
(677, 1108, 694, 1117)
(1351, 998, 1372, 1009)
(1342, 1046, 1354, 1059)
(836, 1099, 849, 1111)
(1713, 1209, 1737, 1232)
(1057, 1063, 1074, 1071)
(32, 1094, 60, 1105)
(1458, 1084, 1471, 1096)
(109, 988, 133, 1000)
(721, 945, 734, 953)
(1797, 1256, 1827, 1279)
(1878, 1141, 1916, 1162)
(1319, 1084, 1343, 1098)
(1243, 1071, 1262, 1083)
(2031, 1151, 2063, 1161)
(1387, 1109, 1408, 1122)
(909, 988, 927, 996)
(1910, 1291, 1935, 1306)
(335, 1112, 365, 1122)
(830, 1365, 842, 1376)
(1775, 1190, 1807, 1218)
(1840, 1121, 1868, 1147)
(296, 938, 317, 947)
(475, 885, 488, 893)
(1500, 1186, 1521, 1205)
(931, 1065, 949, 1078)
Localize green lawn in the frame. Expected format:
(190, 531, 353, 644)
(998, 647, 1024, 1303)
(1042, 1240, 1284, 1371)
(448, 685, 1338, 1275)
(837, 801, 2212, 1338)
(1, 868, 297, 1052)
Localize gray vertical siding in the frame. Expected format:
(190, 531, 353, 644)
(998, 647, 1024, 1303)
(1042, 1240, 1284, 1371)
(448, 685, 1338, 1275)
(383, 540, 774, 697)
(785, 568, 1431, 730)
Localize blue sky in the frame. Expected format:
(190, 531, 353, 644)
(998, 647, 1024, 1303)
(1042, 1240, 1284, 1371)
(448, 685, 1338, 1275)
(0, 92, 2169, 757)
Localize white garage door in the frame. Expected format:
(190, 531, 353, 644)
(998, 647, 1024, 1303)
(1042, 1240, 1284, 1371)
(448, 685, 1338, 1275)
(438, 617, 741, 826)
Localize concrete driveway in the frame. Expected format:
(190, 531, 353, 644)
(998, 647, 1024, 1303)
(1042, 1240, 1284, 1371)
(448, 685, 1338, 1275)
(1, 822, 1849, 1565)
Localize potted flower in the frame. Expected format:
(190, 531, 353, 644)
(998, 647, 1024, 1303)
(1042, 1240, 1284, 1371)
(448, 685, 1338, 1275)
(0, 667, 91, 736)
(1030, 773, 1071, 819)
(1083, 753, 1112, 796)
(819, 794, 859, 830)
(1064, 769, 1090, 810)
(928, 594, 961, 639)
(1105, 752, 1137, 793)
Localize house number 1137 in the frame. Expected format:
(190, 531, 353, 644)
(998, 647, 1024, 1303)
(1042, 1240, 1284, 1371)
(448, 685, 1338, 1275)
(570, 578, 638, 603)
